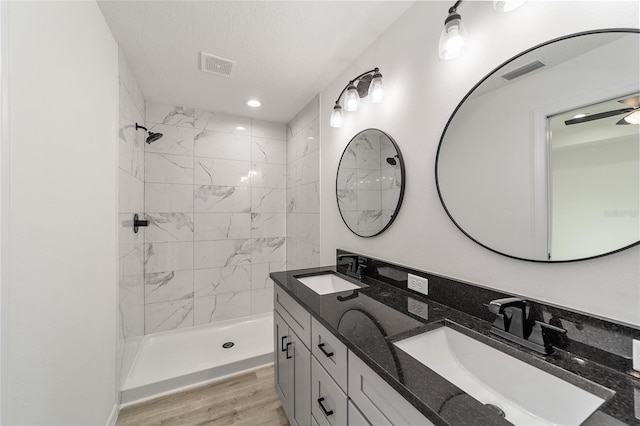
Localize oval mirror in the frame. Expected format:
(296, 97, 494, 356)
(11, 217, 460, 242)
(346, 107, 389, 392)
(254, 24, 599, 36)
(337, 129, 405, 237)
(436, 29, 639, 262)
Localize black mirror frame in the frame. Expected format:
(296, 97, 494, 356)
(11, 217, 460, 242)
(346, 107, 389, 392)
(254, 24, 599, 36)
(435, 28, 640, 263)
(336, 128, 406, 238)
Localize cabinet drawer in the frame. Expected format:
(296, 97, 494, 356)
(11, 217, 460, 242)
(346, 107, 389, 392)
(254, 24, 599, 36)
(348, 351, 435, 426)
(348, 400, 371, 426)
(312, 317, 348, 392)
(275, 284, 311, 349)
(312, 357, 347, 426)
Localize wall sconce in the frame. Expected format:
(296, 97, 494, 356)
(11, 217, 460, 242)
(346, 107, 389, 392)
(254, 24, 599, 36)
(438, 1, 467, 60)
(439, 0, 526, 60)
(330, 68, 383, 128)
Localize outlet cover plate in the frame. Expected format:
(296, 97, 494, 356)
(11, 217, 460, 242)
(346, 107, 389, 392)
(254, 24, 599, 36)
(408, 297, 428, 320)
(408, 273, 428, 295)
(633, 339, 640, 372)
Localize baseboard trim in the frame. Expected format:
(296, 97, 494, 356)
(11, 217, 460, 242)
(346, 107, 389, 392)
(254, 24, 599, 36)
(106, 402, 119, 426)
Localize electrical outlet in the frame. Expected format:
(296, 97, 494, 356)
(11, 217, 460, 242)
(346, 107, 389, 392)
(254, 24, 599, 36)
(633, 339, 640, 372)
(635, 388, 640, 420)
(408, 273, 428, 295)
(408, 297, 428, 320)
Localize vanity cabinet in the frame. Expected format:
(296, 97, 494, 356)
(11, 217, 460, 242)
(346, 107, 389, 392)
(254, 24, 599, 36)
(274, 286, 311, 426)
(311, 317, 348, 392)
(310, 318, 349, 425)
(311, 357, 348, 426)
(348, 352, 435, 426)
(274, 283, 434, 426)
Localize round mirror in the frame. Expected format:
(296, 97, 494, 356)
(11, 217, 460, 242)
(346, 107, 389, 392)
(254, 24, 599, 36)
(436, 29, 639, 262)
(337, 129, 405, 237)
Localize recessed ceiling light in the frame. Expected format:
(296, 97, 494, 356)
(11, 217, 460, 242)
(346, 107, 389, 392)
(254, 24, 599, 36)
(307, 136, 314, 140)
(235, 126, 246, 131)
(573, 113, 588, 119)
(245, 99, 261, 108)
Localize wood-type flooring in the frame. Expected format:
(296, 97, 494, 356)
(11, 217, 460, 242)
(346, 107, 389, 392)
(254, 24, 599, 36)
(116, 365, 289, 426)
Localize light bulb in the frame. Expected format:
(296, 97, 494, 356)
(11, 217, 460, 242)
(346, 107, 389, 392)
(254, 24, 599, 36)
(344, 84, 360, 111)
(330, 105, 343, 128)
(624, 110, 640, 125)
(368, 71, 383, 103)
(438, 13, 467, 60)
(493, 0, 526, 12)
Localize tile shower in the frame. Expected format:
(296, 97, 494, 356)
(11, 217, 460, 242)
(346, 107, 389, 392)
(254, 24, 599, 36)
(117, 49, 321, 395)
(286, 97, 321, 269)
(118, 48, 146, 385)
(143, 102, 288, 333)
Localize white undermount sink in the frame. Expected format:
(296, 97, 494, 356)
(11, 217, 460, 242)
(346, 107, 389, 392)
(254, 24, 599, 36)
(294, 272, 363, 295)
(394, 326, 610, 425)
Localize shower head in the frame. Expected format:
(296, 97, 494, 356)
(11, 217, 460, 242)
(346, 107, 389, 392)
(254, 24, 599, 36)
(135, 123, 163, 144)
(146, 132, 163, 144)
(386, 155, 399, 166)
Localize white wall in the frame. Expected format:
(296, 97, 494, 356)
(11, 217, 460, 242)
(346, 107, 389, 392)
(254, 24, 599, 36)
(320, 1, 640, 326)
(8, 2, 118, 424)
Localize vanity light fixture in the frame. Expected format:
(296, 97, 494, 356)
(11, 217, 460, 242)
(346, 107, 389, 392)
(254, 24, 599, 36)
(329, 67, 384, 128)
(439, 1, 527, 60)
(439, 1, 467, 60)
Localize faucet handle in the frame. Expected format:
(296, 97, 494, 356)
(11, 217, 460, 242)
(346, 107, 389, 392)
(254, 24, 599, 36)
(534, 320, 567, 334)
(527, 320, 567, 353)
(487, 297, 527, 315)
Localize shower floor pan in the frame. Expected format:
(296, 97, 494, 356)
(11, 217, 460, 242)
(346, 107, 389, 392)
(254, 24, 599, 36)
(121, 312, 274, 405)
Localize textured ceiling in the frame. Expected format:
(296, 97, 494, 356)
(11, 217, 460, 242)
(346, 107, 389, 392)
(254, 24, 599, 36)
(99, 1, 414, 123)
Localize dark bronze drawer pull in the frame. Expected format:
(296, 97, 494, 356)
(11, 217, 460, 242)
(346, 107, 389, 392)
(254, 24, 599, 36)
(317, 343, 334, 358)
(317, 397, 334, 416)
(281, 335, 288, 352)
(285, 342, 292, 359)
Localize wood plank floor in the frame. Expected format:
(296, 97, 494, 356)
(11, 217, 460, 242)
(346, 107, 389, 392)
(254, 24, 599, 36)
(116, 365, 289, 426)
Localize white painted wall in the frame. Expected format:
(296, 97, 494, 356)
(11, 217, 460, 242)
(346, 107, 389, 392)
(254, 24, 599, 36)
(320, 1, 640, 326)
(8, 2, 118, 424)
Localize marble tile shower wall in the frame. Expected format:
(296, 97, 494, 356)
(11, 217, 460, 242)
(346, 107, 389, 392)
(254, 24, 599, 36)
(117, 49, 146, 383)
(286, 97, 320, 269)
(143, 102, 287, 334)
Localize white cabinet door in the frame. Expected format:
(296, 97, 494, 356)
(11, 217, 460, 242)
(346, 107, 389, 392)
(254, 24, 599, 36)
(290, 328, 311, 426)
(348, 351, 435, 426)
(274, 311, 292, 419)
(311, 358, 348, 426)
(348, 400, 371, 426)
(275, 305, 311, 426)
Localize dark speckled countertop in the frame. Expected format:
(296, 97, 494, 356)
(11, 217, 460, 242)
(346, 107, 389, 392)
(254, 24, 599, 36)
(271, 265, 640, 426)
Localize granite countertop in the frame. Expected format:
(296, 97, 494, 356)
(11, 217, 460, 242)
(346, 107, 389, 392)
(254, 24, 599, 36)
(271, 266, 640, 426)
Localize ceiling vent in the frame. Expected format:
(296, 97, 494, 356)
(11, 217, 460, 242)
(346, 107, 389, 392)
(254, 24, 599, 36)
(200, 52, 236, 78)
(501, 60, 546, 81)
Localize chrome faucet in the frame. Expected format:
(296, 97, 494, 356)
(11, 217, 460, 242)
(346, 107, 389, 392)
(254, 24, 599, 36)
(487, 297, 566, 355)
